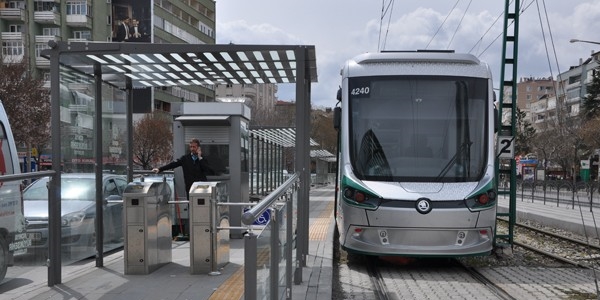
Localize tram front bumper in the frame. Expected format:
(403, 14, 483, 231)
(342, 225, 494, 257)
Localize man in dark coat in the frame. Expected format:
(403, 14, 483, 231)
(116, 17, 130, 42)
(153, 138, 214, 197)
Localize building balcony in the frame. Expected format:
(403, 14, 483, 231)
(36, 56, 50, 68)
(1, 32, 25, 40)
(565, 81, 582, 90)
(66, 14, 92, 28)
(34, 11, 61, 25)
(3, 55, 23, 64)
(0, 8, 25, 21)
(66, 38, 88, 43)
(565, 96, 581, 104)
(35, 35, 62, 44)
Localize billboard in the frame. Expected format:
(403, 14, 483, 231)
(112, 0, 153, 113)
(112, 0, 152, 43)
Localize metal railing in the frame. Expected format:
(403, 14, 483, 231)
(241, 173, 299, 300)
(501, 179, 600, 211)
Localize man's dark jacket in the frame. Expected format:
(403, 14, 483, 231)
(158, 154, 213, 195)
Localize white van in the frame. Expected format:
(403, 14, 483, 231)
(0, 101, 26, 283)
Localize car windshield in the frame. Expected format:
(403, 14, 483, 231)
(24, 178, 95, 201)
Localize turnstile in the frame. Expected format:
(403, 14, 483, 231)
(189, 181, 230, 274)
(123, 181, 172, 275)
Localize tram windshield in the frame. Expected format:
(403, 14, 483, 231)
(348, 75, 489, 182)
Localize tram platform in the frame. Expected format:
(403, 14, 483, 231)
(4, 187, 600, 299)
(0, 184, 336, 300)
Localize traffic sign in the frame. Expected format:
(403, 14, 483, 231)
(497, 136, 515, 159)
(243, 208, 271, 225)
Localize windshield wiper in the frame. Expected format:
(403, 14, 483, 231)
(435, 141, 472, 181)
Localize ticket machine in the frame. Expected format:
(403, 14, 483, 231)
(171, 102, 250, 238)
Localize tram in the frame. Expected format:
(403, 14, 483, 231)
(334, 51, 497, 257)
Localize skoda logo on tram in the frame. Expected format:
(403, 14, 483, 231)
(416, 198, 433, 214)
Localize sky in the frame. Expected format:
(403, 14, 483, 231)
(215, 1, 600, 108)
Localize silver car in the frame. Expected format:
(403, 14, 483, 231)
(22, 173, 128, 259)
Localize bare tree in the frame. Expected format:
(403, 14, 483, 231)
(133, 111, 173, 169)
(0, 62, 51, 171)
(311, 109, 337, 154)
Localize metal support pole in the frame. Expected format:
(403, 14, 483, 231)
(285, 192, 294, 299)
(126, 77, 134, 183)
(244, 233, 257, 300)
(48, 43, 62, 286)
(294, 46, 310, 284)
(209, 194, 221, 276)
(270, 209, 279, 299)
(94, 63, 104, 267)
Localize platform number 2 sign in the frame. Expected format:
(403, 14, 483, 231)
(497, 136, 515, 159)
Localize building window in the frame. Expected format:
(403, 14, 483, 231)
(2, 41, 24, 56)
(526, 85, 531, 92)
(7, 1, 25, 9)
(35, 43, 50, 57)
(8, 24, 23, 33)
(73, 31, 91, 40)
(569, 75, 581, 85)
(66, 1, 89, 16)
(43, 27, 61, 36)
(34, 2, 58, 12)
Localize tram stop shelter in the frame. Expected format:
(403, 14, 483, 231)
(42, 41, 317, 286)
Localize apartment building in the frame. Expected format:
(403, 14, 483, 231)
(514, 77, 555, 131)
(519, 51, 600, 132)
(0, 0, 216, 111)
(0, 0, 215, 171)
(215, 82, 278, 118)
(556, 50, 600, 121)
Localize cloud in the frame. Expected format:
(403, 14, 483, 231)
(217, 20, 305, 45)
(216, 1, 600, 108)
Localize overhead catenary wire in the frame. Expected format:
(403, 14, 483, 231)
(426, 0, 461, 49)
(472, 0, 535, 58)
(381, 0, 396, 51)
(536, 0, 599, 291)
(540, 0, 567, 123)
(446, 0, 472, 50)
(378, 0, 395, 52)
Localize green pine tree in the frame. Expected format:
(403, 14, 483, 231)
(515, 107, 536, 155)
(580, 66, 600, 121)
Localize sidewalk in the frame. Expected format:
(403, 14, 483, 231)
(0, 185, 336, 300)
(497, 194, 600, 238)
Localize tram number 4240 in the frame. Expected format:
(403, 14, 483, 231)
(497, 136, 515, 159)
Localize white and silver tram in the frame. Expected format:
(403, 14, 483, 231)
(334, 51, 497, 257)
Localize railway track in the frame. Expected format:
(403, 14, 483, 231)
(497, 218, 600, 269)
(334, 218, 600, 299)
(334, 245, 520, 300)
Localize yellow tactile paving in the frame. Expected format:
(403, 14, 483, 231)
(208, 265, 244, 300)
(309, 201, 334, 241)
(211, 198, 334, 298)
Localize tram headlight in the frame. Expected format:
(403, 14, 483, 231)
(464, 189, 497, 211)
(342, 186, 379, 210)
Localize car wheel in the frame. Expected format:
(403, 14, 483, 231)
(0, 237, 9, 283)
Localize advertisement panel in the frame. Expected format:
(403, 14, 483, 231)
(112, 0, 152, 113)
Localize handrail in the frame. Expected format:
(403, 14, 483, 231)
(241, 172, 299, 225)
(0, 170, 55, 182)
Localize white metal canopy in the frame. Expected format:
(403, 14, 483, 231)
(44, 41, 318, 88)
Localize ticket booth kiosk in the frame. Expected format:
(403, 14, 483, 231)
(171, 102, 251, 238)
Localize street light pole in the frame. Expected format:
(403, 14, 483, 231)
(570, 39, 600, 45)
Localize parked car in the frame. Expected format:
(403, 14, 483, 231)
(22, 173, 128, 259)
(0, 100, 24, 283)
